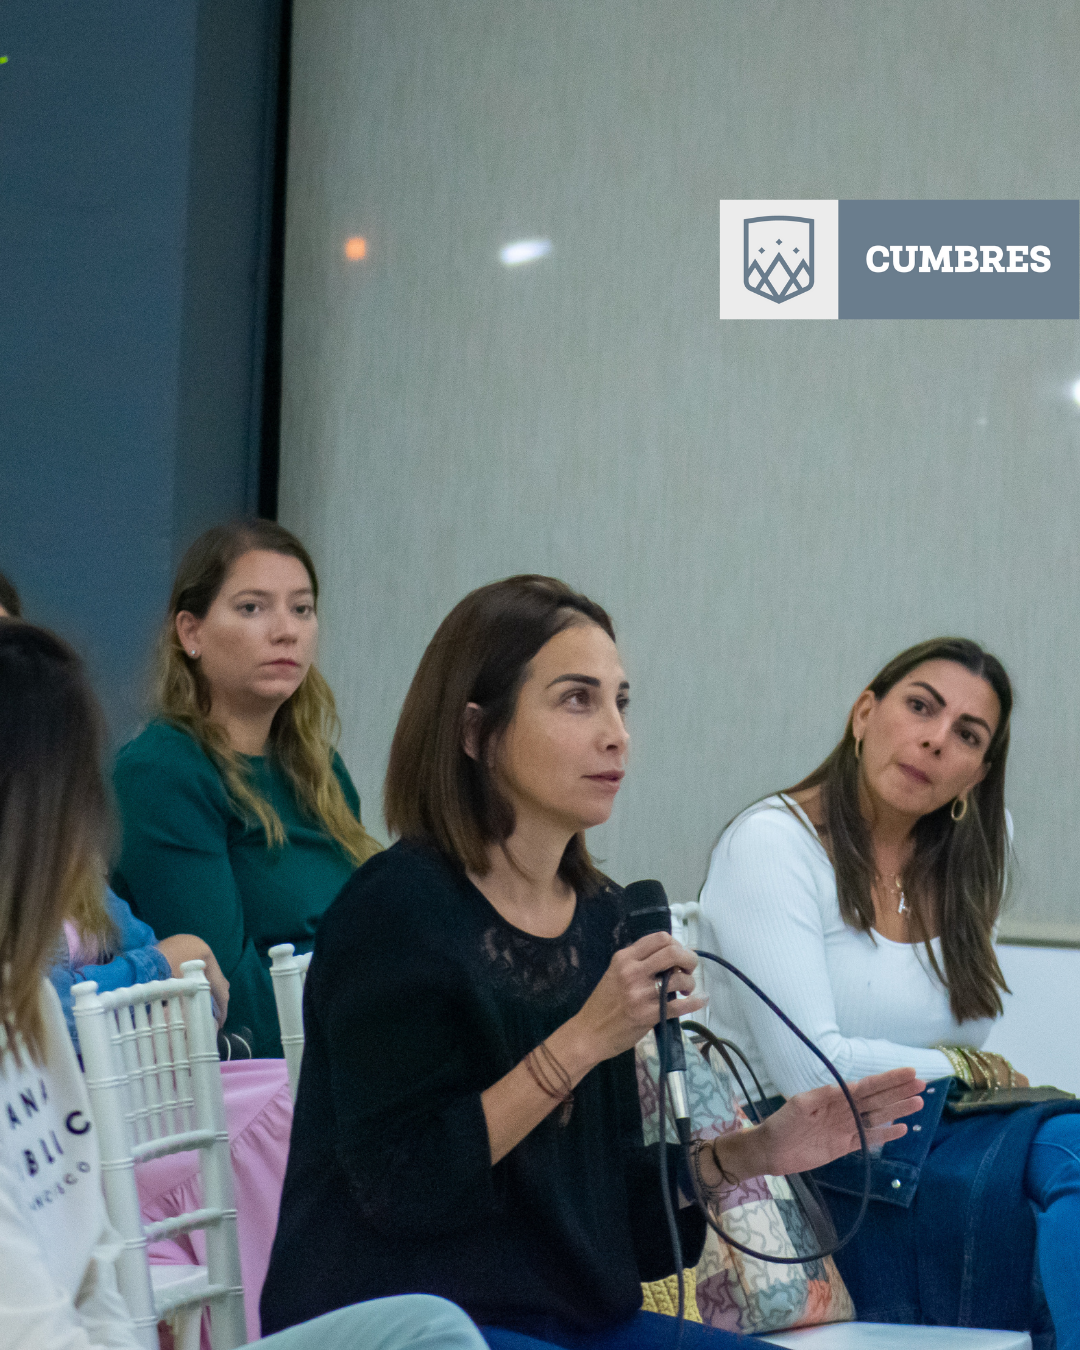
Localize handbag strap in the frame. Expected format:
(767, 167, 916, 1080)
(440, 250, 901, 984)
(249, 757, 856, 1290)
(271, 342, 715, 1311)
(682, 1021, 838, 1250)
(683, 1022, 770, 1121)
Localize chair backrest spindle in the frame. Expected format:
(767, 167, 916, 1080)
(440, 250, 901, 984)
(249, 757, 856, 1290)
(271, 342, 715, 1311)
(268, 943, 311, 1100)
(179, 960, 245, 1349)
(73, 981, 158, 1348)
(73, 965, 246, 1350)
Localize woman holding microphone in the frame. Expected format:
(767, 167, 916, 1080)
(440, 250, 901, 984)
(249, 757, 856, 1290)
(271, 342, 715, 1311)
(262, 575, 922, 1350)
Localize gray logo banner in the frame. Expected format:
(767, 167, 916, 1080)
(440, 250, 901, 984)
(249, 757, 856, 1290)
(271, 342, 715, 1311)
(838, 200, 1078, 319)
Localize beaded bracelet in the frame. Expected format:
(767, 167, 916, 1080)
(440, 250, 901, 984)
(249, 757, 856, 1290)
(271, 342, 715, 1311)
(966, 1049, 992, 1088)
(938, 1046, 974, 1086)
(937, 1045, 1017, 1091)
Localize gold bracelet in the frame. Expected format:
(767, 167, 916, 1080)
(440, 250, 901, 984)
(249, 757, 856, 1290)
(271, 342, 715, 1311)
(938, 1046, 974, 1086)
(966, 1047, 999, 1090)
(954, 1047, 979, 1086)
(958, 1047, 991, 1088)
(968, 1049, 1002, 1090)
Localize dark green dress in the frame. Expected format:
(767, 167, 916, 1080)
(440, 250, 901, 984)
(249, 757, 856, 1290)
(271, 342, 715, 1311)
(112, 720, 365, 1057)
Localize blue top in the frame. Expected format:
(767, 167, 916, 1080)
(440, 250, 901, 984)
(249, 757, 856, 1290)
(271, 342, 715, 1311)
(49, 887, 170, 1048)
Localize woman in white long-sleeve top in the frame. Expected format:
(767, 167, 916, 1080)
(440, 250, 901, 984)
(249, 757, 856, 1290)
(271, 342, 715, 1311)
(0, 620, 488, 1350)
(699, 791, 1002, 1101)
(698, 637, 1080, 1345)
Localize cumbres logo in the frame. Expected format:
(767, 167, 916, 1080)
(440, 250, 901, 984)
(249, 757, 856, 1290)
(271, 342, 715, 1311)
(864, 244, 1051, 274)
(720, 199, 1075, 319)
(744, 216, 815, 303)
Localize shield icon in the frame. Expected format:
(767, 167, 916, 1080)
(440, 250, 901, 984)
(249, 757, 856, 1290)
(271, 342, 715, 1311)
(744, 216, 814, 303)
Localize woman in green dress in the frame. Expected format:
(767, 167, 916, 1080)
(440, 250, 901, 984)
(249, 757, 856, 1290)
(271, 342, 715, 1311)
(112, 520, 381, 1057)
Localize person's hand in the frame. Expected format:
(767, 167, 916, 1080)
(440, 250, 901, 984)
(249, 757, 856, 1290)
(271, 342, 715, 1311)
(155, 934, 230, 1028)
(566, 932, 707, 1066)
(717, 1068, 925, 1183)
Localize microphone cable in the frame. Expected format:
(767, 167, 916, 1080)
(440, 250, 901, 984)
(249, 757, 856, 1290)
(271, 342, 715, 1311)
(651, 951, 877, 1348)
(687, 949, 871, 1262)
(654, 969, 685, 1348)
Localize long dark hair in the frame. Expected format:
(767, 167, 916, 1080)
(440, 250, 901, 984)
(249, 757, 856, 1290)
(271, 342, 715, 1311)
(155, 519, 379, 867)
(384, 575, 616, 895)
(786, 638, 1013, 1023)
(0, 624, 112, 1063)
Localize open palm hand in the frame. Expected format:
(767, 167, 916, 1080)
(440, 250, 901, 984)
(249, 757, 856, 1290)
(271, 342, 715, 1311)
(756, 1067, 925, 1178)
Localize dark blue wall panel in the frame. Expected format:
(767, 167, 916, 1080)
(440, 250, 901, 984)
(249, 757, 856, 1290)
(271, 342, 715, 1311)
(0, 1, 283, 740)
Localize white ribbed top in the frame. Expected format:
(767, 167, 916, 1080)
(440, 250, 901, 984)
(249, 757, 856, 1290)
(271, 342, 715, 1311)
(698, 796, 994, 1099)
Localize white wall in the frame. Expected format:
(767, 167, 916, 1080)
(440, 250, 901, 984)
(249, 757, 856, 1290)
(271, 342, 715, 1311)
(984, 946, 1080, 1095)
(280, 0, 1080, 940)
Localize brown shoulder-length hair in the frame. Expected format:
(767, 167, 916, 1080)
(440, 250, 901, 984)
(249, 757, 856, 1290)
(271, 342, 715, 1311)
(785, 637, 1013, 1023)
(0, 624, 113, 1064)
(155, 519, 380, 868)
(385, 575, 616, 895)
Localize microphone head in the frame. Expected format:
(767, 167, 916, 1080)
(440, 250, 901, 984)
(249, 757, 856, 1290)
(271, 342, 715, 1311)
(624, 879, 672, 943)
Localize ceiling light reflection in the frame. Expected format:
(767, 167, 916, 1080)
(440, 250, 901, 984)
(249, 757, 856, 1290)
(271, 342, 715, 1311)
(344, 236, 368, 261)
(499, 238, 552, 267)
(1071, 378, 1080, 407)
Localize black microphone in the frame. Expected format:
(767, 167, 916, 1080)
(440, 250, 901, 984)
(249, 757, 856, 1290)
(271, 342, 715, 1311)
(624, 879, 692, 1145)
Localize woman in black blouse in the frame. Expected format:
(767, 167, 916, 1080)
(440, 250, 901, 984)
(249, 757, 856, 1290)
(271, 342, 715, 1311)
(261, 575, 923, 1350)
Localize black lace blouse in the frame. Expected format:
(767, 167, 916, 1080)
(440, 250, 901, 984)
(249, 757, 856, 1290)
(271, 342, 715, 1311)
(260, 839, 705, 1335)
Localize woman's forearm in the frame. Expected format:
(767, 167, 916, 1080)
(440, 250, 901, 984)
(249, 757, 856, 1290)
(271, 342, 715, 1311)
(705, 1127, 770, 1186)
(703, 1067, 925, 1187)
(481, 1017, 599, 1165)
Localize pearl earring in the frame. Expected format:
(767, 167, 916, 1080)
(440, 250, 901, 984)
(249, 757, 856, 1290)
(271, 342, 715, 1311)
(189, 650, 197, 657)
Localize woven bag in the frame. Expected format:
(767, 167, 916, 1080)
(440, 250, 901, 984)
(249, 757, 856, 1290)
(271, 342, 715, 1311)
(635, 1031, 854, 1335)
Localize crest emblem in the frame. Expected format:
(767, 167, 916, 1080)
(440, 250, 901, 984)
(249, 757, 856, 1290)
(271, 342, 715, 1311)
(744, 216, 814, 302)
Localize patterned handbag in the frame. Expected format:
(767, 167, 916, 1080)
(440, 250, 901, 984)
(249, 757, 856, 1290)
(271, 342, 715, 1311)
(635, 1030, 854, 1335)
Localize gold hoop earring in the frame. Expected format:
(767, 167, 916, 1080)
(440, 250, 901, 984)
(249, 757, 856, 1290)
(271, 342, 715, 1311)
(853, 738, 862, 760)
(951, 796, 968, 822)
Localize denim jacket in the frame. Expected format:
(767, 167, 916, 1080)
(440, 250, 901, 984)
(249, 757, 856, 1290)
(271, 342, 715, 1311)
(812, 1079, 1079, 1338)
(811, 1076, 950, 1207)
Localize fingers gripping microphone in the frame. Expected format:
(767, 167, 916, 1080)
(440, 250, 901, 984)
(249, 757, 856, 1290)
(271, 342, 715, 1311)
(624, 879, 693, 1145)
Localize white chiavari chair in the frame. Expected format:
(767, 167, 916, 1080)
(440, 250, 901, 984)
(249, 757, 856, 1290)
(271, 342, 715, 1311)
(73, 959, 246, 1350)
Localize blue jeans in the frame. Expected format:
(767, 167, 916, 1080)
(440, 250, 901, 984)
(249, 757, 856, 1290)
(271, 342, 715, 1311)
(260, 1295, 489, 1350)
(480, 1310, 741, 1349)
(1027, 1114, 1080, 1350)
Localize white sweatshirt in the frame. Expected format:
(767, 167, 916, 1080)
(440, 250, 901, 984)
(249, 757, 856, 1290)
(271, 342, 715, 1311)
(698, 796, 994, 1100)
(0, 980, 141, 1350)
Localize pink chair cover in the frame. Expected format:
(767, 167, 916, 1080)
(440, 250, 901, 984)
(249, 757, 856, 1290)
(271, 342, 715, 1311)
(135, 1058, 293, 1343)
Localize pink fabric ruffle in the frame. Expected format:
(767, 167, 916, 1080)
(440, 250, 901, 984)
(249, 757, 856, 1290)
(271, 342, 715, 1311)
(134, 1058, 293, 1343)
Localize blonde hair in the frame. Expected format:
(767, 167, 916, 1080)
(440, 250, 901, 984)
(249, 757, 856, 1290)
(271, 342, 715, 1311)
(0, 625, 113, 1064)
(65, 858, 118, 954)
(156, 521, 381, 868)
